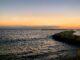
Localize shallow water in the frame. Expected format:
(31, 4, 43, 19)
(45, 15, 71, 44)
(0, 30, 78, 60)
(74, 30, 80, 36)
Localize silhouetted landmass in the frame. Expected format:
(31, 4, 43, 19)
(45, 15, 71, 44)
(0, 26, 79, 30)
(0, 26, 59, 30)
(51, 31, 80, 46)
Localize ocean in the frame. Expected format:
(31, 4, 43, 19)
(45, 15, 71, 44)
(0, 29, 78, 60)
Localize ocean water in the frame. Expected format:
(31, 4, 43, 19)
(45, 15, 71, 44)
(0, 30, 77, 60)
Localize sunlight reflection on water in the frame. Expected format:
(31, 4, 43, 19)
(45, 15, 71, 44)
(0, 30, 77, 60)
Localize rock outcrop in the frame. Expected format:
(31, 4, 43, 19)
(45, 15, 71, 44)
(51, 31, 80, 46)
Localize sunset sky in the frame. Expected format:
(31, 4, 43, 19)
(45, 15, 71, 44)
(0, 0, 80, 29)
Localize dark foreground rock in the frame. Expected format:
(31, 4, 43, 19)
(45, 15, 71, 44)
(51, 31, 80, 46)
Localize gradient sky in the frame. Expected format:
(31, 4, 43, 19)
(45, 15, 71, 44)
(0, 0, 80, 28)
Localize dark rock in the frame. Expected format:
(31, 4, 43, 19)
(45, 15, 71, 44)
(51, 31, 80, 46)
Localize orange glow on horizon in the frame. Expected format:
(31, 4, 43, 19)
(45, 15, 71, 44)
(0, 16, 80, 29)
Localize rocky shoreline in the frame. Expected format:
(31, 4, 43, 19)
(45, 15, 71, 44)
(51, 30, 80, 60)
(51, 30, 80, 46)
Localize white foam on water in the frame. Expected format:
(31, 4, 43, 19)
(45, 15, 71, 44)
(74, 31, 80, 36)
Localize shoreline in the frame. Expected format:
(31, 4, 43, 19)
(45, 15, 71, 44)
(51, 30, 80, 46)
(51, 30, 80, 60)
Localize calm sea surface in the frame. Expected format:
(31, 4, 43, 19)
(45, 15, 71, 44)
(0, 30, 78, 60)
